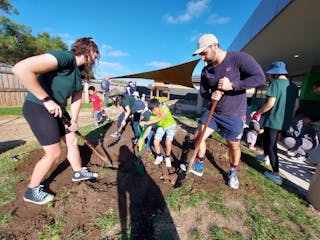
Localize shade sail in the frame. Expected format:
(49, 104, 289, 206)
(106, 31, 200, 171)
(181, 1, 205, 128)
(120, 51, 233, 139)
(110, 59, 201, 88)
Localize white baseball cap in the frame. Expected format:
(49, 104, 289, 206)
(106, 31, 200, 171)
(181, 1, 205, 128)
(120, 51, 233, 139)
(132, 91, 140, 97)
(192, 34, 219, 56)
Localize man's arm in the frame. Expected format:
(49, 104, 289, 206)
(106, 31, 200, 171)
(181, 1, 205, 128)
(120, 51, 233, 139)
(232, 53, 266, 91)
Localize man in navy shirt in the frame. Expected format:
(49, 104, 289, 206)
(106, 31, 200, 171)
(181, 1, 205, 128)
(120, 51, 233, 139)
(191, 33, 265, 189)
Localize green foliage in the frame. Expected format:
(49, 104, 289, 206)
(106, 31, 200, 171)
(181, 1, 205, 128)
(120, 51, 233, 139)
(209, 226, 245, 240)
(0, 103, 91, 116)
(38, 218, 66, 240)
(0, 106, 22, 115)
(189, 228, 203, 240)
(93, 208, 118, 236)
(0, 16, 67, 65)
(165, 183, 207, 210)
(0, 211, 12, 226)
(0, 0, 18, 14)
(0, 141, 39, 206)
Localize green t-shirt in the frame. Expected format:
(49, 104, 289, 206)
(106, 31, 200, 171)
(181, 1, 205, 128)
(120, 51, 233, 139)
(25, 51, 83, 106)
(149, 105, 175, 128)
(264, 79, 299, 130)
(121, 95, 136, 110)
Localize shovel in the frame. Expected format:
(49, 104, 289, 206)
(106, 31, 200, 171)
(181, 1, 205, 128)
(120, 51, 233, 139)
(175, 100, 218, 186)
(135, 125, 147, 176)
(61, 114, 112, 167)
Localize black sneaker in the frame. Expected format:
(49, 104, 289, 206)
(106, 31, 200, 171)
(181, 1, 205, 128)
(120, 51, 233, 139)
(23, 185, 54, 205)
(72, 167, 98, 182)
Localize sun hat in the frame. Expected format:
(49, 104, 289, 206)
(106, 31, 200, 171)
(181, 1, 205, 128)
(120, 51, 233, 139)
(265, 61, 288, 75)
(192, 34, 219, 56)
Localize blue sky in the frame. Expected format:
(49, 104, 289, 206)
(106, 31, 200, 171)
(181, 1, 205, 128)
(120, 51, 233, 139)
(8, 0, 261, 85)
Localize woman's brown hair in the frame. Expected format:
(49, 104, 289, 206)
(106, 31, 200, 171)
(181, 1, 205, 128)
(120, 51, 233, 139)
(71, 37, 100, 81)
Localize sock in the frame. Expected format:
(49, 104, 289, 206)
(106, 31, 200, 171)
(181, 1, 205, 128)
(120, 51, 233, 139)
(156, 153, 162, 157)
(230, 165, 238, 172)
(195, 157, 203, 162)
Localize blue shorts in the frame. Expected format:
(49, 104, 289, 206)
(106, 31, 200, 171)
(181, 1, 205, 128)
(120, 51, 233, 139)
(155, 123, 176, 141)
(93, 110, 102, 121)
(199, 110, 244, 142)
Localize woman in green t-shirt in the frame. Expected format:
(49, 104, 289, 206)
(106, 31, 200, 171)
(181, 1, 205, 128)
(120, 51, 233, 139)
(254, 61, 299, 185)
(12, 37, 100, 205)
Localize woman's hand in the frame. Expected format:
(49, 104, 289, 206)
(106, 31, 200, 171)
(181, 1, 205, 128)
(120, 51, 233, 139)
(67, 120, 78, 132)
(43, 100, 62, 118)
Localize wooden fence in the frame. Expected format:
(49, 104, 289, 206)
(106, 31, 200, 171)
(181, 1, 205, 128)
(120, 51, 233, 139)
(0, 64, 27, 107)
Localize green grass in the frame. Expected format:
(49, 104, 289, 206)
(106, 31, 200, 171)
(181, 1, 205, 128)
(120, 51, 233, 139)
(0, 103, 92, 116)
(165, 181, 208, 211)
(92, 208, 118, 237)
(209, 226, 246, 240)
(0, 107, 22, 115)
(0, 141, 40, 208)
(38, 218, 66, 240)
(1, 111, 320, 239)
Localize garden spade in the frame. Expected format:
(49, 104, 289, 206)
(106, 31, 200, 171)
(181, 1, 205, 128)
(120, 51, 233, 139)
(61, 114, 112, 167)
(135, 125, 147, 176)
(174, 100, 218, 186)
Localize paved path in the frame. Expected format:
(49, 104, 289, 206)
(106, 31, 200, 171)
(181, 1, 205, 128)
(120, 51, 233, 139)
(0, 106, 122, 153)
(255, 143, 318, 196)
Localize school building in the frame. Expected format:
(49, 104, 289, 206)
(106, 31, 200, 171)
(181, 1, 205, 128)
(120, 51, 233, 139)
(229, 0, 320, 120)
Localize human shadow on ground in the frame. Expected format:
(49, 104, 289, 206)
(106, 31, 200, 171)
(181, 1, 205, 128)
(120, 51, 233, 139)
(0, 140, 26, 153)
(116, 145, 180, 240)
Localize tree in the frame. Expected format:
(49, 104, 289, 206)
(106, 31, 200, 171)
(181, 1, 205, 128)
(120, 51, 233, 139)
(0, 16, 67, 65)
(0, 0, 18, 14)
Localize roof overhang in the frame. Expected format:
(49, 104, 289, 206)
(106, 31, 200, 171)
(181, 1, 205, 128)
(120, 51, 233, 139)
(241, 0, 320, 75)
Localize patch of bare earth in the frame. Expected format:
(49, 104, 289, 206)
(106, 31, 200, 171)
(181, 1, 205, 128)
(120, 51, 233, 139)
(1, 115, 319, 239)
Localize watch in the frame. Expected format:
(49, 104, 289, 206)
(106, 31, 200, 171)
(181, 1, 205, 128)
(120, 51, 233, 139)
(40, 96, 51, 103)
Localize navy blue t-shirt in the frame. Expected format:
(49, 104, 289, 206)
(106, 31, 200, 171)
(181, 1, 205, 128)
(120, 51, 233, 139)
(200, 51, 265, 118)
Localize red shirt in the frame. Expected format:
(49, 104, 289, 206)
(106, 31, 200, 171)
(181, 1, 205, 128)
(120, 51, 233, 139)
(89, 94, 102, 111)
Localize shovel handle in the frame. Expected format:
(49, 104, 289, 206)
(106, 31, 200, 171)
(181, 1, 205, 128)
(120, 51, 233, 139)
(187, 100, 218, 173)
(61, 114, 109, 164)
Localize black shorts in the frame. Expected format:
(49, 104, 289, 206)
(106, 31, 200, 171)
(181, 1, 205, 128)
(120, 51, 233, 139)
(23, 100, 71, 146)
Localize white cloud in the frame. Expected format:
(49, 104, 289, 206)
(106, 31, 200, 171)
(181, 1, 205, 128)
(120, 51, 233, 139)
(99, 44, 129, 57)
(94, 61, 131, 79)
(107, 50, 129, 57)
(164, 0, 210, 24)
(206, 14, 230, 25)
(145, 61, 172, 69)
(98, 61, 126, 72)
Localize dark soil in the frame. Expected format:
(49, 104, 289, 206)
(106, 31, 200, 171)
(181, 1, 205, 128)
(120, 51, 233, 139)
(0, 117, 314, 239)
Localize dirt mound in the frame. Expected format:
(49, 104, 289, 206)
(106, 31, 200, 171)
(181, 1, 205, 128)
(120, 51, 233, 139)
(0, 119, 246, 239)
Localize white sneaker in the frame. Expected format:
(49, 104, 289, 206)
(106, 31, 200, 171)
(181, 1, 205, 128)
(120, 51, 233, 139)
(154, 155, 163, 165)
(111, 131, 121, 139)
(256, 154, 270, 165)
(287, 150, 297, 157)
(291, 153, 307, 161)
(165, 157, 172, 168)
(228, 170, 239, 189)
